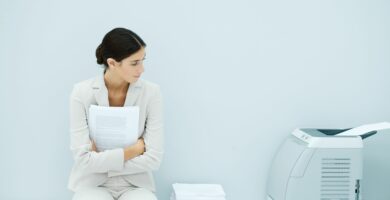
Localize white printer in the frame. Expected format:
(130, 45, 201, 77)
(266, 122, 390, 200)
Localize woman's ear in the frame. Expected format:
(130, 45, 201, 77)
(107, 58, 117, 68)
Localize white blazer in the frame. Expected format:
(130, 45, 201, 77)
(68, 72, 164, 192)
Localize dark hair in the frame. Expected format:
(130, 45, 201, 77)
(95, 27, 146, 71)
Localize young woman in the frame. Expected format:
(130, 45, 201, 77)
(68, 28, 163, 200)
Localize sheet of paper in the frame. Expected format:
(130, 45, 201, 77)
(337, 122, 390, 136)
(88, 105, 139, 152)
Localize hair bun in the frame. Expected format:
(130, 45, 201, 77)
(95, 44, 104, 65)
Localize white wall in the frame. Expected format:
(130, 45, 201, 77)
(1, 0, 389, 199)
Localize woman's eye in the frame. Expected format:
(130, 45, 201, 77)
(130, 58, 145, 66)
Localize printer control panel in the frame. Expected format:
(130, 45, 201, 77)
(292, 129, 312, 143)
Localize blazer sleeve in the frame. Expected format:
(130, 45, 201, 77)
(69, 84, 125, 173)
(107, 85, 164, 177)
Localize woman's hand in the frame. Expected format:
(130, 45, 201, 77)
(123, 138, 145, 161)
(136, 138, 146, 154)
(91, 140, 98, 152)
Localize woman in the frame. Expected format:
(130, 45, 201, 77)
(68, 27, 163, 200)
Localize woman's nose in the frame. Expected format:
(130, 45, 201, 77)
(138, 64, 145, 73)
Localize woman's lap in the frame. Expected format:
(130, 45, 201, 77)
(118, 188, 157, 200)
(72, 187, 114, 200)
(72, 187, 157, 200)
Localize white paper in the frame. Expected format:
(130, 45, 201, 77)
(337, 122, 390, 136)
(88, 105, 139, 152)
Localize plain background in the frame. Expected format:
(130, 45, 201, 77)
(1, 0, 389, 199)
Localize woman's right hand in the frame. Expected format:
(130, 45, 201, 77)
(91, 140, 98, 152)
(123, 138, 145, 161)
(136, 138, 146, 155)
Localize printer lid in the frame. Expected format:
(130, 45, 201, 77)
(292, 122, 390, 148)
(292, 128, 363, 148)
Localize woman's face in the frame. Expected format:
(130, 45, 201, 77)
(114, 47, 146, 83)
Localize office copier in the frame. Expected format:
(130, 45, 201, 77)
(266, 122, 390, 200)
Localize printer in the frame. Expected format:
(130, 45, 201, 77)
(266, 122, 390, 200)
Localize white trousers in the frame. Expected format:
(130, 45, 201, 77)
(72, 187, 157, 200)
(72, 176, 157, 200)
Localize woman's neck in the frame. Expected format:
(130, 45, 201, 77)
(104, 69, 129, 93)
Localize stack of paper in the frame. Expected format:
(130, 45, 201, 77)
(88, 105, 140, 152)
(171, 183, 226, 200)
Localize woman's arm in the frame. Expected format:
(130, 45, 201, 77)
(124, 138, 145, 160)
(70, 84, 125, 173)
(92, 139, 145, 161)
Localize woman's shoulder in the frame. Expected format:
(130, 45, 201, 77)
(74, 76, 96, 88)
(139, 79, 162, 96)
(138, 79, 163, 107)
(140, 79, 160, 90)
(70, 76, 98, 100)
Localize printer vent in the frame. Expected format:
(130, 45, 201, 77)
(320, 158, 351, 200)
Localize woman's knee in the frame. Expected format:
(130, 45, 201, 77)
(72, 187, 114, 200)
(119, 188, 157, 200)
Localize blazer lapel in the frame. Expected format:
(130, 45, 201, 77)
(92, 73, 109, 106)
(124, 78, 143, 106)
